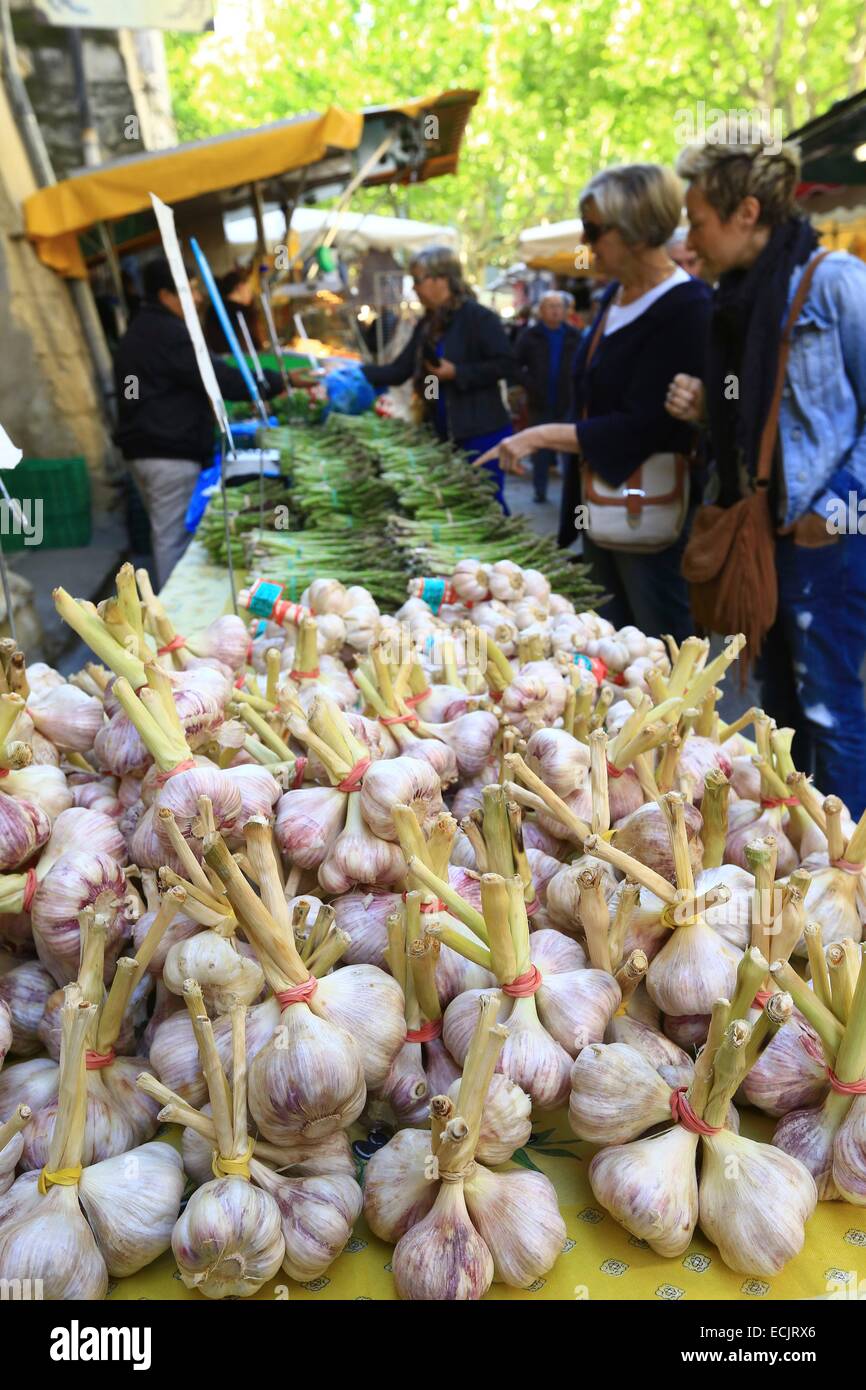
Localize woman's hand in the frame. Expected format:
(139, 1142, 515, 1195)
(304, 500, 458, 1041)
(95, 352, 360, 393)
(665, 374, 705, 423)
(474, 427, 548, 475)
(426, 358, 457, 381)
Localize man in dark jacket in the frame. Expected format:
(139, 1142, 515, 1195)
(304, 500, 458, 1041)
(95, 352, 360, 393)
(515, 292, 581, 502)
(360, 246, 515, 510)
(114, 257, 304, 588)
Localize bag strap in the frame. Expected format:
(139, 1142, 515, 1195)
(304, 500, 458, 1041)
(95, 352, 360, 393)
(581, 304, 612, 423)
(755, 248, 832, 486)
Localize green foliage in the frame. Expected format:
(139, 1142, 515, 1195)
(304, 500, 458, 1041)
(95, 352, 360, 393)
(167, 0, 866, 265)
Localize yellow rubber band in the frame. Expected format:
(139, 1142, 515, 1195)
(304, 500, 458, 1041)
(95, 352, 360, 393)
(660, 903, 700, 930)
(614, 1004, 629, 1018)
(600, 829, 616, 842)
(212, 1139, 254, 1181)
(38, 1165, 82, 1194)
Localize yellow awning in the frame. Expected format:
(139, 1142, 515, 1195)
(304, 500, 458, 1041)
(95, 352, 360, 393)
(23, 91, 479, 278)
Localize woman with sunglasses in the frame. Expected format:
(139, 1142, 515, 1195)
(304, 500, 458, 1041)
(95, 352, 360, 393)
(477, 164, 712, 639)
(360, 246, 516, 510)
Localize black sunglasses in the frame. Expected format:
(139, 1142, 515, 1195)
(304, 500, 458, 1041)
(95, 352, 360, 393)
(582, 220, 612, 246)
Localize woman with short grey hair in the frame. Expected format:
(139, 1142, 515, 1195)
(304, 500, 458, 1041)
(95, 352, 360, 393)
(361, 244, 516, 509)
(478, 164, 712, 640)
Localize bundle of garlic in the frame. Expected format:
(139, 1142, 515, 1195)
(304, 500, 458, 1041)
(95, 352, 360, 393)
(371, 890, 460, 1125)
(769, 933, 866, 1201)
(364, 994, 565, 1298)
(408, 787, 620, 1108)
(590, 994, 818, 1273)
(201, 820, 403, 1139)
(0, 892, 182, 1170)
(0, 984, 183, 1297)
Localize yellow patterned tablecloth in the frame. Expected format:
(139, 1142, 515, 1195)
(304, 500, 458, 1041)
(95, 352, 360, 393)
(108, 1108, 864, 1302)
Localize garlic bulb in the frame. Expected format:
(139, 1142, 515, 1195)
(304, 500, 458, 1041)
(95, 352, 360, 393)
(546, 860, 617, 935)
(614, 801, 704, 885)
(275, 786, 347, 870)
(0, 1056, 59, 1116)
(222, 764, 281, 825)
(27, 683, 104, 752)
(590, 1125, 699, 1256)
(726, 802, 797, 877)
(488, 558, 525, 601)
(318, 794, 406, 894)
(250, 1159, 363, 1282)
(525, 727, 590, 797)
(646, 917, 742, 1017)
(248, 1003, 366, 1142)
(500, 660, 567, 734)
(426, 712, 499, 779)
(363, 1127, 436, 1242)
(450, 558, 491, 604)
(448, 1072, 532, 1165)
(833, 1094, 866, 1203)
(604, 1015, 693, 1089)
(393, 1179, 494, 1300)
(0, 999, 9, 1071)
(740, 1015, 828, 1117)
(150, 997, 280, 1107)
(187, 613, 250, 670)
(172, 1177, 285, 1298)
(699, 1130, 817, 1273)
(0, 792, 51, 870)
(301, 577, 349, 615)
(463, 1165, 565, 1288)
(0, 765, 74, 821)
(375, 1042, 430, 1126)
(674, 736, 733, 801)
(31, 852, 128, 985)
(0, 960, 56, 1056)
(154, 760, 243, 842)
(797, 865, 862, 951)
(37, 806, 127, 878)
(359, 757, 443, 842)
(695, 865, 755, 949)
(310, 964, 405, 1088)
(443, 991, 571, 1109)
(163, 931, 265, 1012)
(570, 1041, 674, 1144)
(77, 1142, 185, 1277)
(0, 1183, 109, 1299)
(606, 767, 645, 823)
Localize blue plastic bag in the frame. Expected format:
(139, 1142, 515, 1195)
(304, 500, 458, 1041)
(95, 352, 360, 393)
(185, 462, 221, 533)
(323, 362, 376, 417)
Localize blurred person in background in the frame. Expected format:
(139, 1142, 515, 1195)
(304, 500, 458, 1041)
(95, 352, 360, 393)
(360, 246, 516, 511)
(515, 291, 581, 502)
(477, 165, 711, 640)
(115, 257, 310, 588)
(666, 226, 704, 279)
(666, 139, 866, 813)
(204, 266, 264, 354)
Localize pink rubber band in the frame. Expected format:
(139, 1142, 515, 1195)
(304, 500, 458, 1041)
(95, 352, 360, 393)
(827, 1068, 866, 1096)
(234, 675, 247, 689)
(606, 760, 624, 779)
(337, 758, 370, 793)
(402, 892, 445, 913)
(276, 978, 318, 1008)
(86, 1048, 116, 1070)
(22, 867, 38, 912)
(669, 1086, 723, 1135)
(761, 795, 800, 808)
(155, 757, 196, 786)
(292, 757, 308, 790)
(290, 667, 320, 682)
(404, 688, 432, 708)
(157, 634, 186, 655)
(832, 859, 863, 875)
(379, 713, 418, 726)
(405, 1020, 443, 1044)
(502, 964, 542, 998)
(752, 988, 774, 1009)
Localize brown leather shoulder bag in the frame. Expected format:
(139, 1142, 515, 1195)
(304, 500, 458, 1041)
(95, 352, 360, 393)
(681, 249, 831, 660)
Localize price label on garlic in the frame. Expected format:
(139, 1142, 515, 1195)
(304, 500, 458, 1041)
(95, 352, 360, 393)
(149, 193, 231, 441)
(0, 420, 22, 470)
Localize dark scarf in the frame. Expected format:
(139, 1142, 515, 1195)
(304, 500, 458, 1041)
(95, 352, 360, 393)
(706, 217, 818, 506)
(412, 292, 471, 408)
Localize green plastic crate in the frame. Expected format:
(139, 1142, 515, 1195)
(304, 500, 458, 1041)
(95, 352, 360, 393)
(0, 457, 91, 552)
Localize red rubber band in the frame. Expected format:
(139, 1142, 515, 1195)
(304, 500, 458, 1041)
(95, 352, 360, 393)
(22, 866, 37, 912)
(276, 977, 318, 1008)
(488, 689, 503, 702)
(405, 1020, 442, 1044)
(752, 989, 774, 1009)
(157, 634, 186, 655)
(760, 795, 800, 808)
(337, 758, 370, 793)
(526, 897, 541, 916)
(502, 964, 542, 998)
(611, 673, 626, 687)
(246, 639, 254, 664)
(86, 1048, 116, 1070)
(402, 892, 445, 913)
(155, 757, 197, 786)
(292, 756, 308, 790)
(0, 769, 8, 779)
(404, 688, 432, 708)
(827, 1068, 866, 1096)
(290, 668, 320, 682)
(234, 676, 247, 689)
(379, 713, 418, 726)
(606, 760, 624, 779)
(669, 1086, 723, 1135)
(832, 859, 863, 875)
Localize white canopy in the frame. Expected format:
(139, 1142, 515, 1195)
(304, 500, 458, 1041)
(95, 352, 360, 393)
(225, 205, 459, 256)
(518, 218, 583, 261)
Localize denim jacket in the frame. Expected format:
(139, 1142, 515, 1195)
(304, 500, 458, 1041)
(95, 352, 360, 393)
(781, 250, 866, 526)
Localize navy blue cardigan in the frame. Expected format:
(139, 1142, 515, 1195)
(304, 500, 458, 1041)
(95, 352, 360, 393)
(573, 278, 712, 488)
